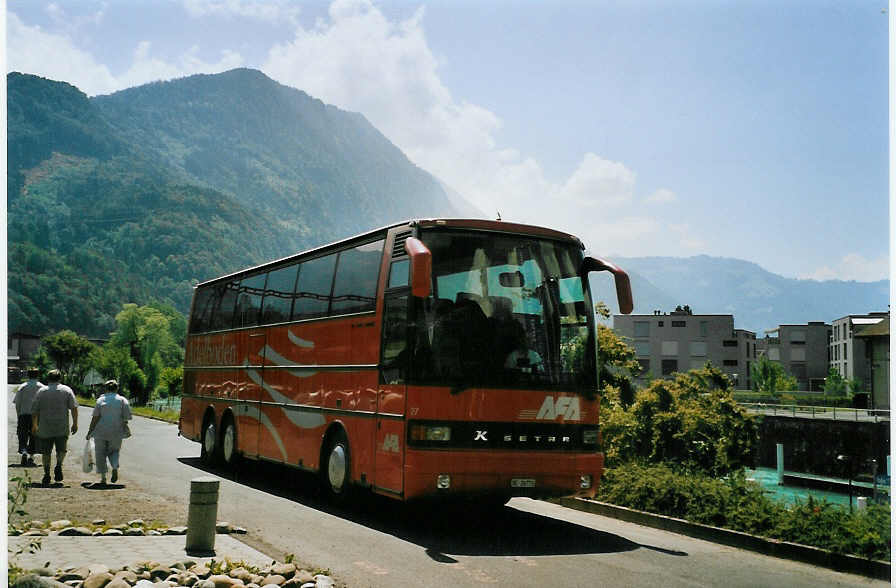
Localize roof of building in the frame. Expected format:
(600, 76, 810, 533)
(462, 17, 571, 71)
(854, 317, 889, 338)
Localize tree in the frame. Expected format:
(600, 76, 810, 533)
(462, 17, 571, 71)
(109, 303, 184, 404)
(750, 355, 798, 396)
(39, 330, 95, 387)
(602, 364, 759, 476)
(594, 302, 641, 406)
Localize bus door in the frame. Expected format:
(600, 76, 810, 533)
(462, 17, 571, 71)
(375, 291, 410, 495)
(239, 327, 266, 458)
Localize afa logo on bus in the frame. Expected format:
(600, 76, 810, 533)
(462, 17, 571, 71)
(536, 396, 581, 421)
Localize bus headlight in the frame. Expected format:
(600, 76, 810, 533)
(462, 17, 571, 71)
(410, 424, 452, 442)
(437, 474, 451, 489)
(580, 475, 593, 489)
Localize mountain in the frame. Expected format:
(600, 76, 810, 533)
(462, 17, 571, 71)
(7, 70, 467, 337)
(609, 255, 889, 333)
(92, 68, 467, 243)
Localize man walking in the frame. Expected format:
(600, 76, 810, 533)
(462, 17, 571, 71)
(13, 368, 43, 466)
(31, 370, 78, 486)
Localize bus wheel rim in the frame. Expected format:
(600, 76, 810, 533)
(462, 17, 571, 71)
(328, 445, 347, 492)
(223, 423, 235, 462)
(204, 423, 216, 455)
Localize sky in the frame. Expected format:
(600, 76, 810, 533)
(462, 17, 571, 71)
(5, 0, 892, 282)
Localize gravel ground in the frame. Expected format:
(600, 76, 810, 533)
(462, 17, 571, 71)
(8, 457, 189, 529)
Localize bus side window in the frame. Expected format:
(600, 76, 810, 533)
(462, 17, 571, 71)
(210, 281, 240, 331)
(190, 287, 214, 333)
(381, 295, 409, 384)
(331, 239, 384, 315)
(236, 272, 266, 328)
(293, 254, 337, 320)
(388, 259, 410, 289)
(261, 264, 299, 325)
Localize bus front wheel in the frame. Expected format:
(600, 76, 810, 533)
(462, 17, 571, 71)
(323, 430, 351, 500)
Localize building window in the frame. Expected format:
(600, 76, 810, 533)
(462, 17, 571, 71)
(723, 359, 738, 367)
(790, 348, 806, 362)
(790, 330, 806, 344)
(634, 321, 650, 338)
(690, 358, 706, 370)
(835, 346, 839, 360)
(769, 348, 780, 361)
(661, 341, 679, 356)
(700, 321, 708, 337)
(723, 340, 738, 347)
(843, 343, 847, 361)
(634, 341, 651, 357)
(662, 359, 678, 375)
(658, 321, 664, 327)
(672, 320, 686, 327)
(690, 341, 707, 357)
(638, 358, 650, 374)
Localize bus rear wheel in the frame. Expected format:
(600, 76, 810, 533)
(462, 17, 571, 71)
(323, 430, 351, 501)
(221, 417, 240, 469)
(200, 417, 218, 466)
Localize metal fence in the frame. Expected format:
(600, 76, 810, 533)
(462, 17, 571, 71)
(740, 403, 890, 423)
(149, 397, 182, 413)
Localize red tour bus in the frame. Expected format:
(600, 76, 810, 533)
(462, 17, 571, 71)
(180, 218, 633, 503)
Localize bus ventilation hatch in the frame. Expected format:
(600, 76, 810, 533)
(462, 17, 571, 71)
(392, 231, 413, 258)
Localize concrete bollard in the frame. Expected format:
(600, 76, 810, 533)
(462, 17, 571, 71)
(186, 476, 220, 555)
(776, 443, 784, 485)
(856, 496, 868, 511)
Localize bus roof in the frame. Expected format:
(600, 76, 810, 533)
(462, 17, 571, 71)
(195, 218, 585, 288)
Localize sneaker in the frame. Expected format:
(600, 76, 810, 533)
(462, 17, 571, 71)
(41, 474, 50, 486)
(21, 454, 27, 466)
(111, 469, 118, 484)
(54, 465, 63, 482)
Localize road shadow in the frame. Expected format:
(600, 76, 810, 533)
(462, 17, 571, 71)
(80, 482, 126, 490)
(179, 457, 687, 560)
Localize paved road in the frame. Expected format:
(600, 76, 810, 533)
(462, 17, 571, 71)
(8, 387, 886, 587)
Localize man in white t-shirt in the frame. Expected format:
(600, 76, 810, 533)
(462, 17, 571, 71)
(31, 369, 78, 486)
(14, 368, 44, 466)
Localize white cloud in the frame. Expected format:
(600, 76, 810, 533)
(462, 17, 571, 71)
(557, 154, 636, 208)
(7, 12, 119, 95)
(182, 0, 302, 26)
(802, 253, 889, 282)
(7, 12, 244, 96)
(646, 188, 677, 204)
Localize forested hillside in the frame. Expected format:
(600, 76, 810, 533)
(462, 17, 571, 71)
(7, 70, 464, 337)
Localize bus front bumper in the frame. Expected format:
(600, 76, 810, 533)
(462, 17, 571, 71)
(403, 449, 603, 500)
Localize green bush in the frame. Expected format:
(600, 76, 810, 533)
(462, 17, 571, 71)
(597, 462, 890, 561)
(733, 391, 857, 408)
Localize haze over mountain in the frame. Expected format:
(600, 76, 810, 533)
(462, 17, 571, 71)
(7, 69, 888, 339)
(606, 256, 889, 334)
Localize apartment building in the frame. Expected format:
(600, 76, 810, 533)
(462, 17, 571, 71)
(758, 322, 831, 391)
(613, 307, 757, 388)
(830, 312, 888, 385)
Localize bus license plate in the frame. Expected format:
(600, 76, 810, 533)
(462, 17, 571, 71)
(511, 478, 536, 488)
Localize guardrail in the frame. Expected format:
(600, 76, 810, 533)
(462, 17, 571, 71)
(740, 403, 890, 423)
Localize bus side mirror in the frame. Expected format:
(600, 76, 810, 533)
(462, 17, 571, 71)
(582, 256, 633, 314)
(404, 237, 432, 298)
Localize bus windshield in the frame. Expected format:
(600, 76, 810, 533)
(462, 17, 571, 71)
(410, 230, 596, 392)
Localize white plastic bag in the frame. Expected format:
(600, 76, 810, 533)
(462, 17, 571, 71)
(82, 438, 95, 473)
